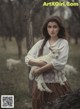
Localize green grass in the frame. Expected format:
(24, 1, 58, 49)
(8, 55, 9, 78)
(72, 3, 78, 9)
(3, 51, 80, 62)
(0, 38, 80, 109)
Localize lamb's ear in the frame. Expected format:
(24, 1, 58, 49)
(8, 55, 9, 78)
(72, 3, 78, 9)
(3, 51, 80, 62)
(58, 46, 64, 50)
(49, 47, 53, 51)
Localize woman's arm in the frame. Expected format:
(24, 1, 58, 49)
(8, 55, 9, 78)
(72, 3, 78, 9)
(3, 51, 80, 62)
(25, 40, 44, 67)
(33, 63, 54, 76)
(28, 59, 47, 67)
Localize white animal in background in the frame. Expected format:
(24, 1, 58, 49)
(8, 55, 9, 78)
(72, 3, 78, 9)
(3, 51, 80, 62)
(63, 64, 78, 76)
(54, 64, 78, 86)
(6, 58, 21, 70)
(29, 46, 78, 93)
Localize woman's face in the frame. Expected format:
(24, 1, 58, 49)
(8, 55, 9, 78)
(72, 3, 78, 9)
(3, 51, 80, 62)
(47, 21, 60, 39)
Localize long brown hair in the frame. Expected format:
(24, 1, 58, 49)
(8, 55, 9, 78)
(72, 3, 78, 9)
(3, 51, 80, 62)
(38, 16, 67, 56)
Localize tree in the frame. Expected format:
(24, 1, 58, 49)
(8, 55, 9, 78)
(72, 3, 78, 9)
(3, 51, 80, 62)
(68, 0, 80, 44)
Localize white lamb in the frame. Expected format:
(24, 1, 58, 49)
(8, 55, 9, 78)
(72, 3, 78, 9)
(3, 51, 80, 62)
(6, 58, 21, 70)
(29, 46, 77, 93)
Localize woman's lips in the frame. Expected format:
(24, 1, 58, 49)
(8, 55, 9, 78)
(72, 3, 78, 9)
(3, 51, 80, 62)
(51, 32, 55, 35)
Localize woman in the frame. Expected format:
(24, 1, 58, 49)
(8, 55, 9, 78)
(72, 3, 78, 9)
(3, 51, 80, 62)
(25, 16, 72, 109)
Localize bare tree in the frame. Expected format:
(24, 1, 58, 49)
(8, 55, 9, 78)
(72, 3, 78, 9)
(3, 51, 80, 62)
(68, 0, 80, 44)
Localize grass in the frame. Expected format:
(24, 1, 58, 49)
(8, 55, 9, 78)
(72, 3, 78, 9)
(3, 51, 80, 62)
(0, 38, 30, 109)
(0, 37, 80, 109)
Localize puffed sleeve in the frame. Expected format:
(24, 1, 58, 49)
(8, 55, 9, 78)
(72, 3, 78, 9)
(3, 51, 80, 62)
(51, 40, 69, 71)
(25, 39, 43, 67)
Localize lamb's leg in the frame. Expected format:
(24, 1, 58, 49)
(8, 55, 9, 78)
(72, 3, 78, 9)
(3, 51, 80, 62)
(36, 75, 46, 91)
(36, 75, 52, 93)
(41, 83, 52, 93)
(37, 82, 46, 91)
(29, 66, 38, 80)
(29, 69, 34, 80)
(58, 72, 65, 85)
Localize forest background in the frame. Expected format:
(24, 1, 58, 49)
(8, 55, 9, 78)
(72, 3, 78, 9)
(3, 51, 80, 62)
(0, 0, 80, 109)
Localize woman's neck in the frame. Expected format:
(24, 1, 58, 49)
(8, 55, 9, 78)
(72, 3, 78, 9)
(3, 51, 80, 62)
(49, 37, 59, 45)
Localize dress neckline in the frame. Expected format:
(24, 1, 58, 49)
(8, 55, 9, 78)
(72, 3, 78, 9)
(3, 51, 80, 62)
(47, 38, 60, 47)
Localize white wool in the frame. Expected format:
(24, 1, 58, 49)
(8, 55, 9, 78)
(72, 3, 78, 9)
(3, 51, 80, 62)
(6, 58, 21, 70)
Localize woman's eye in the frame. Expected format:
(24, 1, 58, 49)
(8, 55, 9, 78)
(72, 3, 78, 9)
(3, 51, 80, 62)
(53, 25, 57, 28)
(48, 25, 58, 28)
(48, 26, 51, 28)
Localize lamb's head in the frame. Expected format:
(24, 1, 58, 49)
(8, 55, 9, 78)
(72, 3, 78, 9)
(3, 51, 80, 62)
(49, 46, 64, 58)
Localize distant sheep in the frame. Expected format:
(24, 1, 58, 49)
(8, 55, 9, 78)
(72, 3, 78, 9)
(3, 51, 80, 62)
(29, 46, 77, 93)
(6, 58, 21, 70)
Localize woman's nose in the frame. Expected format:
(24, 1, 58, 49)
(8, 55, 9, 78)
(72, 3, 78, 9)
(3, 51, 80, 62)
(51, 28, 54, 31)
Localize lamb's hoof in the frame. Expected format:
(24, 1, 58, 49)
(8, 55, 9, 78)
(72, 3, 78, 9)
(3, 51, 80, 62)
(60, 82, 65, 85)
(39, 88, 45, 92)
(38, 87, 46, 92)
(47, 90, 53, 93)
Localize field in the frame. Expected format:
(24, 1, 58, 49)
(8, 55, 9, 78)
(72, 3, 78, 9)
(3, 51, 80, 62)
(0, 37, 80, 109)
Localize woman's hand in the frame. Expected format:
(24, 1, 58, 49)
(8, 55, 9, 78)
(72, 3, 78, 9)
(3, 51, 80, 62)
(32, 68, 41, 77)
(32, 63, 54, 77)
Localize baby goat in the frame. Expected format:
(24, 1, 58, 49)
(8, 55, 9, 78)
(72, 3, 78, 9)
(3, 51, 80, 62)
(29, 46, 77, 93)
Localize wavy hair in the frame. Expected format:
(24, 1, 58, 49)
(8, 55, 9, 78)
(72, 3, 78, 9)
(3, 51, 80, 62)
(38, 16, 67, 56)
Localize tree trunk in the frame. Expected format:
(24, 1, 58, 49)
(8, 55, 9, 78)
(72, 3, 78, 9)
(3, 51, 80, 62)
(26, 18, 34, 96)
(1, 36, 7, 49)
(15, 38, 22, 59)
(75, 37, 78, 44)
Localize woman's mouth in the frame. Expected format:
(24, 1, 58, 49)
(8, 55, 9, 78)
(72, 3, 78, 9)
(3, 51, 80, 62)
(51, 32, 54, 34)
